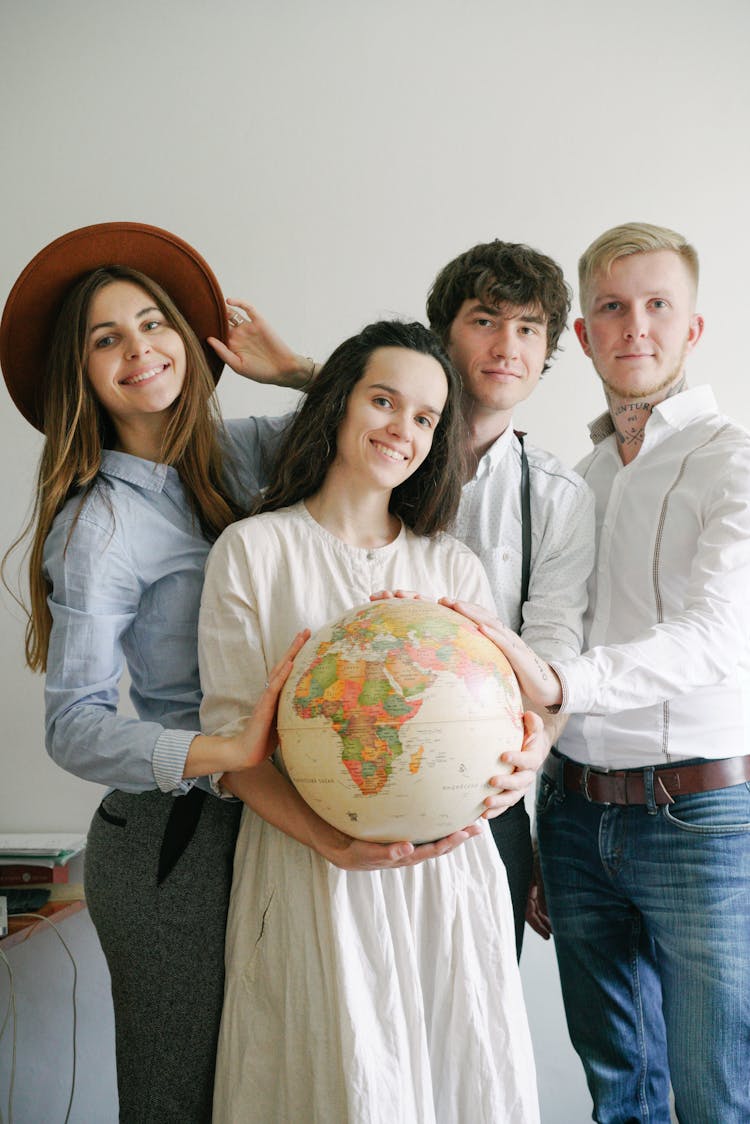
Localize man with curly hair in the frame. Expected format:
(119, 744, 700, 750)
(423, 241, 593, 955)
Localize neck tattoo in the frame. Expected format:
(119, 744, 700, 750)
(611, 400, 652, 452)
(609, 375, 687, 455)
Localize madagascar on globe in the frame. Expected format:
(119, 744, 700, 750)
(277, 598, 523, 843)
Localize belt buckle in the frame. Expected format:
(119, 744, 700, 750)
(581, 765, 592, 801)
(582, 764, 611, 805)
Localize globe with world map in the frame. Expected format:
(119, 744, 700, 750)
(278, 598, 523, 843)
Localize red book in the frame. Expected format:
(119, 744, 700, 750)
(0, 863, 69, 886)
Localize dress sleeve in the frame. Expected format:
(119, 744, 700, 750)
(44, 511, 195, 793)
(198, 523, 270, 737)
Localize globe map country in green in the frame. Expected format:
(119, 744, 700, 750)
(278, 599, 523, 842)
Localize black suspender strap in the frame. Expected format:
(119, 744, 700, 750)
(515, 430, 531, 616)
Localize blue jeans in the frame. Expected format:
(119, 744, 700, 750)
(537, 755, 750, 1124)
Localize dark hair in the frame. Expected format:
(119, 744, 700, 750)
(258, 320, 467, 535)
(426, 240, 572, 372)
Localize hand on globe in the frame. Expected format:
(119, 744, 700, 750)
(230, 628, 312, 770)
(440, 598, 564, 710)
(183, 630, 311, 779)
(482, 711, 549, 819)
(311, 819, 484, 871)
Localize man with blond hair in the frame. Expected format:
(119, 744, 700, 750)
(465, 222, 750, 1122)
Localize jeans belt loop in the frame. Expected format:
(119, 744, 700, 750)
(553, 750, 566, 796)
(643, 766, 658, 815)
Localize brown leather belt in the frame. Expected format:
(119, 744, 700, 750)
(558, 755, 750, 806)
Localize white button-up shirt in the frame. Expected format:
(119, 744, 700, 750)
(452, 423, 595, 663)
(556, 386, 750, 768)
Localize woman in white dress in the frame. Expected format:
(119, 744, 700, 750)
(198, 320, 541, 1123)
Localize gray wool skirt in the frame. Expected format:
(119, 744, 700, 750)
(85, 788, 242, 1123)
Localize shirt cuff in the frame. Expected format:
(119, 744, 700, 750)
(153, 729, 198, 793)
(548, 662, 572, 714)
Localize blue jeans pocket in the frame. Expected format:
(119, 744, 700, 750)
(536, 773, 563, 818)
(663, 782, 750, 834)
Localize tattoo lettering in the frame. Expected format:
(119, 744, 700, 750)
(613, 401, 653, 417)
(610, 400, 652, 449)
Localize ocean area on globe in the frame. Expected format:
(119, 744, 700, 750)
(278, 598, 523, 843)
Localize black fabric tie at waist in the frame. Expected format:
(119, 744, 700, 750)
(157, 786, 207, 884)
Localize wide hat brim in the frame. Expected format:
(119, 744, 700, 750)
(0, 221, 227, 431)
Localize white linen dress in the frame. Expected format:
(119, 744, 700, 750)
(199, 502, 539, 1124)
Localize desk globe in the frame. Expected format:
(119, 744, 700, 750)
(278, 599, 523, 843)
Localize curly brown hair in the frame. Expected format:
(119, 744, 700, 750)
(257, 320, 467, 536)
(426, 240, 572, 372)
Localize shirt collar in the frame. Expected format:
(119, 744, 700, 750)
(99, 449, 172, 493)
(472, 421, 516, 478)
(588, 384, 719, 447)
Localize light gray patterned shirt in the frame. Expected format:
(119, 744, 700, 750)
(451, 422, 595, 662)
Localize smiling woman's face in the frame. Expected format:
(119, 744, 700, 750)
(331, 345, 448, 492)
(85, 279, 187, 433)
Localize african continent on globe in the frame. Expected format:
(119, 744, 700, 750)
(278, 599, 523, 843)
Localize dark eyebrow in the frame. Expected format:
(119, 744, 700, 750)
(88, 306, 161, 334)
(369, 381, 443, 418)
(466, 302, 546, 325)
(466, 303, 500, 318)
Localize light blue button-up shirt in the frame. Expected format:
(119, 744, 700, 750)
(43, 415, 289, 794)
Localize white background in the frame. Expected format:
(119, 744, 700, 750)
(1, 2, 748, 1120)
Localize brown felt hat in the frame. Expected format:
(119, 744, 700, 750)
(0, 221, 227, 431)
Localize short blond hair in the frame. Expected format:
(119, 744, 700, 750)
(578, 222, 699, 313)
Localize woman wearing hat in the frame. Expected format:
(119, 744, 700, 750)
(0, 222, 307, 1122)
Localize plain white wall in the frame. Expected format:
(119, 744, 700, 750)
(1, 1, 748, 1120)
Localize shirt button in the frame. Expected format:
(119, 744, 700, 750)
(366, 551, 375, 561)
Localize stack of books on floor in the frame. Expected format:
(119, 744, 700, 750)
(0, 833, 86, 917)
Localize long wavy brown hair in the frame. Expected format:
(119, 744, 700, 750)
(257, 320, 467, 535)
(4, 265, 242, 672)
